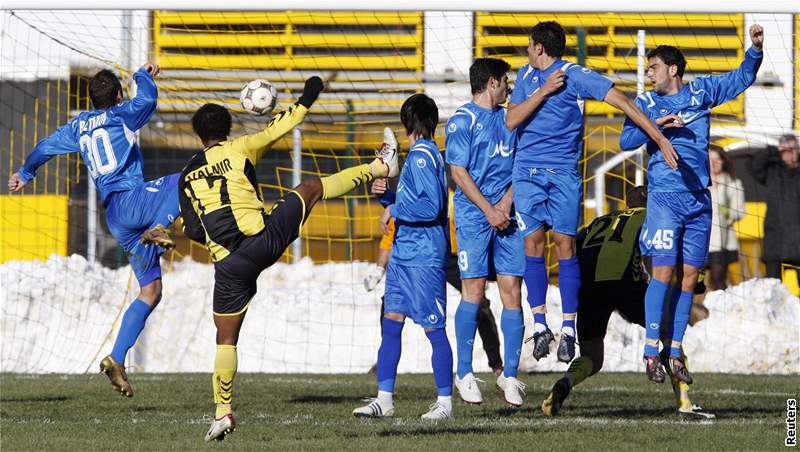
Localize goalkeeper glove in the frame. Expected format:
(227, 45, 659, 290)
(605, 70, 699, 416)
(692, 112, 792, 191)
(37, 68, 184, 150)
(298, 76, 324, 108)
(363, 266, 386, 292)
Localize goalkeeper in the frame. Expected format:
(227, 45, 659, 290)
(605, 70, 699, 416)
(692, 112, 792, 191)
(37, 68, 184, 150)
(541, 186, 714, 420)
(181, 77, 399, 441)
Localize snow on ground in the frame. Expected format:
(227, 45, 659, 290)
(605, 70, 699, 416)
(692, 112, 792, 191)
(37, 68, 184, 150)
(1, 255, 798, 374)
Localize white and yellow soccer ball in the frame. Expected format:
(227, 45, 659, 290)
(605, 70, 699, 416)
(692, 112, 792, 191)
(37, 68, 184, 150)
(240, 79, 277, 115)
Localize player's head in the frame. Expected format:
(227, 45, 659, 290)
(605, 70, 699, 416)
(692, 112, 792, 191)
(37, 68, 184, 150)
(778, 133, 799, 168)
(89, 69, 123, 109)
(470, 58, 511, 104)
(626, 185, 647, 209)
(528, 21, 566, 66)
(400, 93, 438, 140)
(646, 45, 687, 94)
(192, 103, 232, 145)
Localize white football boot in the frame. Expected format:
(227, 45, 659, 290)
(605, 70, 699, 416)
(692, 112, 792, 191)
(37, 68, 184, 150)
(420, 400, 452, 420)
(204, 413, 236, 442)
(502, 376, 526, 407)
(352, 397, 394, 418)
(455, 373, 483, 404)
(376, 127, 399, 178)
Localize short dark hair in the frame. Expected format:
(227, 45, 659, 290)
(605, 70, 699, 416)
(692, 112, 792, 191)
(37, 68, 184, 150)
(192, 103, 232, 143)
(400, 94, 438, 139)
(469, 58, 511, 95)
(89, 69, 122, 109)
(647, 45, 687, 78)
(626, 185, 648, 209)
(530, 21, 566, 58)
(779, 133, 798, 146)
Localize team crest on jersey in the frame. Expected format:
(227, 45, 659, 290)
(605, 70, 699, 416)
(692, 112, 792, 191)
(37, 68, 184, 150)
(660, 108, 669, 115)
(416, 158, 426, 168)
(582, 67, 591, 73)
(428, 314, 438, 324)
(475, 123, 483, 131)
(448, 122, 457, 133)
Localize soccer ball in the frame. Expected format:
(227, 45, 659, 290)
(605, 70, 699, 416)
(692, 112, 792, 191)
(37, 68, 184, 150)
(240, 79, 277, 115)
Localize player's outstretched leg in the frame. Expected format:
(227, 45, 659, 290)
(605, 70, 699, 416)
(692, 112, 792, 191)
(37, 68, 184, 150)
(295, 127, 397, 219)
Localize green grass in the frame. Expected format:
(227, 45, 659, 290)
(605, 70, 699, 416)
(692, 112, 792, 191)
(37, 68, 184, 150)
(1, 372, 797, 451)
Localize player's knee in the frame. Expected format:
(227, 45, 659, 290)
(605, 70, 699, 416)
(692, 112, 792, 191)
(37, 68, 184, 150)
(651, 265, 674, 284)
(461, 278, 486, 302)
(138, 280, 163, 307)
(552, 234, 576, 259)
(297, 177, 323, 206)
(524, 231, 546, 256)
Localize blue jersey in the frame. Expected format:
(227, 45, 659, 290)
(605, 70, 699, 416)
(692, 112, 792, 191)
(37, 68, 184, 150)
(620, 47, 762, 192)
(386, 138, 449, 268)
(445, 102, 516, 223)
(18, 67, 158, 205)
(510, 60, 613, 169)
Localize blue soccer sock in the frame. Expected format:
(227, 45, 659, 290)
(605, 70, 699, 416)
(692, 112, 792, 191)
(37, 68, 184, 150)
(670, 290, 693, 358)
(454, 300, 480, 378)
(643, 279, 670, 357)
(426, 329, 453, 396)
(524, 256, 548, 331)
(377, 317, 404, 393)
(110, 299, 152, 364)
(558, 257, 580, 336)
(500, 308, 524, 378)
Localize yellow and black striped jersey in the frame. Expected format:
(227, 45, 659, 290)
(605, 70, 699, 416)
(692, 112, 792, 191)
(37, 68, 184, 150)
(179, 103, 307, 262)
(576, 207, 646, 284)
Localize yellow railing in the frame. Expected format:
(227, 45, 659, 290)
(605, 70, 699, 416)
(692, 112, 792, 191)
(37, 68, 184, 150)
(153, 11, 424, 71)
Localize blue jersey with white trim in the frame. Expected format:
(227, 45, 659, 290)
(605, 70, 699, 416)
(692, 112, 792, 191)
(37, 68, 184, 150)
(510, 60, 613, 169)
(389, 138, 449, 268)
(620, 47, 762, 192)
(445, 102, 516, 222)
(18, 68, 158, 205)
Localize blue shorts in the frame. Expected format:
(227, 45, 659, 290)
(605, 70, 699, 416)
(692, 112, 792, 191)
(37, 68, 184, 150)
(512, 166, 582, 237)
(639, 190, 711, 269)
(105, 173, 181, 286)
(384, 263, 447, 329)
(455, 216, 524, 279)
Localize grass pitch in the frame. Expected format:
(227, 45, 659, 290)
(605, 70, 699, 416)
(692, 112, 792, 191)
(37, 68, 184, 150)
(1, 372, 796, 450)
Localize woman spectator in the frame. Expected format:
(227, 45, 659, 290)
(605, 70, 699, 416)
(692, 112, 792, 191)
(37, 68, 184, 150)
(707, 148, 745, 290)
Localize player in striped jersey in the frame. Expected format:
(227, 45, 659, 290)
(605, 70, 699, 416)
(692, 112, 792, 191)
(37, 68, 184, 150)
(181, 77, 399, 441)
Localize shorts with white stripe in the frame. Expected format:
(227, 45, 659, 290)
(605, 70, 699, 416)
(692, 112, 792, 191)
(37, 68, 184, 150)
(383, 263, 447, 329)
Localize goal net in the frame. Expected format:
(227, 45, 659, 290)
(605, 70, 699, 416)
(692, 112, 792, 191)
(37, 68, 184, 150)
(1, 8, 797, 375)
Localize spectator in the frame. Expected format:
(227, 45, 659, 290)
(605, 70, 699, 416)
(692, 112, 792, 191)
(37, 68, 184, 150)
(747, 134, 800, 280)
(707, 148, 745, 290)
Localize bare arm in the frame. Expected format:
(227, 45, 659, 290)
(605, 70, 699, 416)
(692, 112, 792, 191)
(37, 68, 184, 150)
(605, 88, 679, 170)
(450, 164, 509, 230)
(506, 70, 565, 130)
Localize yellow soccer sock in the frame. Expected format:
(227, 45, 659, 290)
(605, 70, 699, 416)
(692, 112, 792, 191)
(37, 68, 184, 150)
(213, 345, 237, 413)
(566, 356, 594, 387)
(321, 164, 375, 200)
